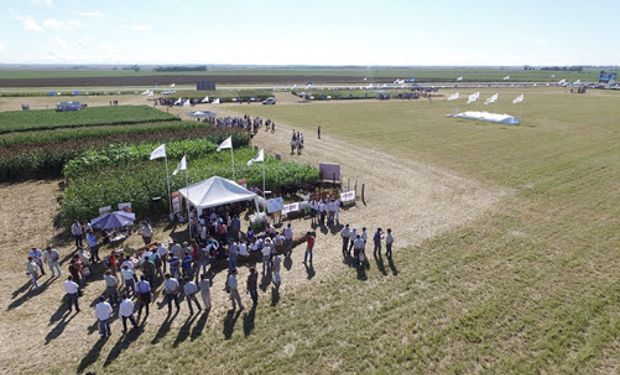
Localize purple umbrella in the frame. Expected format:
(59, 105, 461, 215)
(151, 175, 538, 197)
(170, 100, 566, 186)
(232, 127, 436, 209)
(91, 211, 136, 229)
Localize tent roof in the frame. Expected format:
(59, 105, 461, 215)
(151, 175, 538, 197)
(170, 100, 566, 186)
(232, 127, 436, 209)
(448, 111, 520, 125)
(179, 176, 257, 209)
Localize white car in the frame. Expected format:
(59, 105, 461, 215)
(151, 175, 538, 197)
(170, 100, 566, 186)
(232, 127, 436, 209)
(262, 97, 276, 105)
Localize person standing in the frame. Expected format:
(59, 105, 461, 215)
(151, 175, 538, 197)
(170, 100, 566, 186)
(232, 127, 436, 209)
(261, 240, 272, 277)
(318, 200, 327, 226)
(181, 251, 194, 280)
(28, 247, 46, 276)
(95, 296, 113, 338)
(348, 228, 357, 254)
(361, 227, 368, 245)
(44, 246, 61, 277)
(385, 228, 394, 258)
(120, 265, 136, 296)
(86, 231, 100, 263)
(373, 228, 383, 257)
(162, 274, 180, 314)
(183, 277, 202, 315)
(317, 125, 321, 139)
(199, 274, 212, 311)
(70, 220, 83, 248)
(142, 256, 156, 286)
(26, 256, 39, 289)
(283, 223, 293, 257)
(304, 232, 315, 264)
(119, 294, 138, 334)
(64, 276, 80, 312)
(103, 270, 119, 306)
(353, 235, 365, 268)
(140, 221, 153, 245)
(135, 276, 152, 319)
(341, 224, 351, 258)
(246, 267, 258, 305)
(167, 252, 180, 279)
(272, 254, 282, 286)
(227, 269, 244, 311)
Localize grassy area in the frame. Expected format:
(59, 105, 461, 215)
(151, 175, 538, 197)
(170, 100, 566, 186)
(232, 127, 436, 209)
(0, 67, 609, 82)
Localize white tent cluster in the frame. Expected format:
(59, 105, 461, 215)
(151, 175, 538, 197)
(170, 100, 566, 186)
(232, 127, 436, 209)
(448, 111, 520, 125)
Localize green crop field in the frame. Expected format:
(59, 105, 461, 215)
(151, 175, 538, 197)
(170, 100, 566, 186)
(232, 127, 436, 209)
(0, 105, 176, 134)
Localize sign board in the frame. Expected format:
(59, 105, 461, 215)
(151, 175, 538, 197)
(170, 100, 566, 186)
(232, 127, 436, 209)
(282, 202, 300, 216)
(118, 202, 132, 212)
(266, 197, 284, 214)
(319, 163, 341, 182)
(340, 190, 355, 203)
(98, 205, 112, 215)
(171, 191, 182, 213)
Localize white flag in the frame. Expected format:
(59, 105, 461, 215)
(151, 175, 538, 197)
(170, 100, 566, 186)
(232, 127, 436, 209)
(467, 92, 479, 104)
(503, 75, 510, 81)
(201, 96, 210, 103)
(174, 97, 183, 106)
(183, 99, 191, 107)
(141, 89, 150, 96)
(550, 74, 556, 78)
(213, 98, 220, 104)
(447, 92, 460, 101)
(558, 79, 567, 85)
(456, 76, 463, 81)
(512, 94, 524, 104)
(217, 136, 232, 152)
(170, 83, 176, 87)
(484, 93, 498, 105)
(172, 155, 187, 176)
(149, 144, 166, 160)
(247, 149, 264, 166)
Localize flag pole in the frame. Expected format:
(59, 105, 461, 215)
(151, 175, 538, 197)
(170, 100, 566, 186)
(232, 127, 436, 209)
(185, 165, 191, 239)
(230, 146, 236, 180)
(164, 154, 172, 216)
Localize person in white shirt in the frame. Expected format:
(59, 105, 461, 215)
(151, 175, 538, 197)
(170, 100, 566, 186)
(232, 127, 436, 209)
(119, 294, 138, 334)
(227, 269, 244, 311)
(70, 220, 83, 248)
(121, 265, 136, 296)
(95, 296, 113, 338)
(26, 257, 39, 289)
(318, 200, 327, 226)
(199, 274, 211, 311)
(157, 242, 169, 274)
(238, 242, 249, 257)
(182, 277, 202, 315)
(162, 274, 180, 314)
(44, 246, 61, 277)
(140, 221, 154, 245)
(283, 223, 293, 257)
(272, 254, 282, 286)
(334, 199, 341, 225)
(361, 227, 368, 244)
(348, 228, 357, 254)
(28, 248, 46, 276)
(385, 228, 394, 258)
(341, 224, 351, 258)
(353, 235, 366, 268)
(64, 276, 80, 312)
(261, 241, 272, 276)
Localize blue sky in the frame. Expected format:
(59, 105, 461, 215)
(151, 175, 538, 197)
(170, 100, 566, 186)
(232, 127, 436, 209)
(0, 0, 618, 65)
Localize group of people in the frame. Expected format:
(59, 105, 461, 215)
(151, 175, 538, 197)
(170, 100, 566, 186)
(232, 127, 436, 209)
(340, 225, 395, 268)
(213, 114, 274, 135)
(290, 130, 305, 155)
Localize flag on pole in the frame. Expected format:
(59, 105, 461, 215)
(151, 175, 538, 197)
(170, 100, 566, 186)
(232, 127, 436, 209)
(512, 94, 524, 104)
(213, 98, 220, 104)
(447, 92, 460, 101)
(149, 144, 166, 160)
(183, 99, 191, 107)
(217, 136, 232, 152)
(172, 155, 187, 176)
(247, 149, 264, 166)
(484, 93, 498, 105)
(466, 92, 480, 104)
(174, 97, 183, 106)
(201, 96, 210, 103)
(456, 76, 463, 81)
(558, 79, 567, 85)
(503, 75, 510, 81)
(170, 83, 176, 87)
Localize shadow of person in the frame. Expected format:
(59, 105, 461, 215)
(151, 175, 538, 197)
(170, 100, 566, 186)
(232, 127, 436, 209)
(223, 309, 242, 340)
(388, 256, 398, 276)
(173, 314, 199, 347)
(356, 265, 368, 281)
(243, 304, 257, 337)
(374, 253, 388, 276)
(45, 310, 77, 344)
(151, 309, 179, 344)
(77, 336, 107, 373)
(7, 277, 54, 310)
(11, 280, 32, 299)
(190, 309, 210, 341)
(271, 286, 280, 306)
(259, 273, 272, 292)
(49, 299, 70, 325)
(103, 325, 144, 367)
(319, 225, 329, 235)
(303, 262, 316, 280)
(283, 256, 293, 271)
(329, 223, 344, 235)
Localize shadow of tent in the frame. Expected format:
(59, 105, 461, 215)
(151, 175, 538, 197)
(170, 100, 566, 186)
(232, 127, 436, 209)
(243, 305, 257, 337)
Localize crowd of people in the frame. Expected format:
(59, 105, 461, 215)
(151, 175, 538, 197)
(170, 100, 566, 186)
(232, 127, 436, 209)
(290, 130, 304, 155)
(214, 114, 275, 135)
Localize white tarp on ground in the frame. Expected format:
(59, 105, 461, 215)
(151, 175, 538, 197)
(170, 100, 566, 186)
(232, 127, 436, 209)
(179, 176, 258, 209)
(448, 111, 520, 125)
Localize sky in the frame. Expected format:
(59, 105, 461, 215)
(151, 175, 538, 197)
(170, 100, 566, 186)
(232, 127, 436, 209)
(0, 0, 618, 66)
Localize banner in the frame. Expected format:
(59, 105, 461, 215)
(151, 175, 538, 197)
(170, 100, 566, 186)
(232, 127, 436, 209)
(171, 191, 182, 213)
(266, 197, 284, 214)
(340, 190, 356, 202)
(282, 202, 300, 216)
(319, 163, 341, 181)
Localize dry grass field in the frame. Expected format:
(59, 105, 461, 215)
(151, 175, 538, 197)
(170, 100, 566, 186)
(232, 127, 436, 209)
(1, 87, 620, 374)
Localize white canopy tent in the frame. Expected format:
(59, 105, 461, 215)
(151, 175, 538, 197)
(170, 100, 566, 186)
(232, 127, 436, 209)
(448, 111, 520, 125)
(179, 176, 260, 211)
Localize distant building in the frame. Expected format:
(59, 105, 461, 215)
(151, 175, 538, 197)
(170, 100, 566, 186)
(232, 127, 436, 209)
(196, 81, 216, 91)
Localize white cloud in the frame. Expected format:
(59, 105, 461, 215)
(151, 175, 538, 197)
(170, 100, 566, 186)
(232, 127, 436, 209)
(42, 18, 83, 30)
(0, 41, 6, 53)
(75, 10, 102, 17)
(31, 0, 54, 6)
(122, 24, 153, 32)
(14, 15, 44, 32)
(53, 37, 68, 48)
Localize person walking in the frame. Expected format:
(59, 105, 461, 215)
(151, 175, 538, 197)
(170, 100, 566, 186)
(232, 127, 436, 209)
(64, 276, 80, 312)
(317, 125, 321, 139)
(70, 220, 83, 248)
(28, 247, 46, 276)
(246, 267, 258, 305)
(284, 223, 293, 257)
(104, 270, 119, 306)
(183, 277, 202, 315)
(162, 274, 180, 314)
(272, 254, 282, 286)
(341, 224, 351, 258)
(199, 274, 212, 311)
(304, 232, 315, 264)
(227, 269, 244, 311)
(373, 228, 383, 257)
(44, 246, 61, 277)
(95, 296, 113, 338)
(119, 294, 138, 334)
(135, 276, 152, 319)
(385, 228, 394, 258)
(26, 256, 40, 289)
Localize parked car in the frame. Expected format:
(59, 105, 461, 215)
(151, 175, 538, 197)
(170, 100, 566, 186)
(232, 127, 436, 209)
(262, 97, 276, 105)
